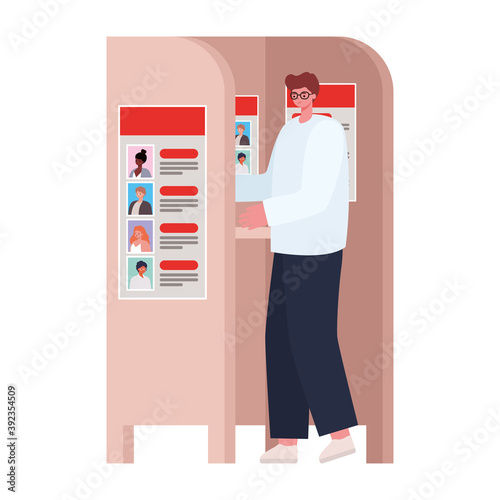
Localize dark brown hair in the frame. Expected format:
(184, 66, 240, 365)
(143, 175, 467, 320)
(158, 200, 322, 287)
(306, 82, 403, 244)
(285, 72, 320, 98)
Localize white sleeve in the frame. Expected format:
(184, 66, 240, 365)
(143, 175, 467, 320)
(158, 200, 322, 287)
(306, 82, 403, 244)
(235, 135, 278, 202)
(262, 119, 346, 226)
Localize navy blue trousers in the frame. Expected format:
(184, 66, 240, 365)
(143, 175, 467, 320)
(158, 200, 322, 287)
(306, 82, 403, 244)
(265, 250, 358, 438)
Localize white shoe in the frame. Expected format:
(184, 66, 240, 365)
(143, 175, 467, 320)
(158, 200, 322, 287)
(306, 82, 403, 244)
(260, 444, 298, 464)
(319, 436, 356, 463)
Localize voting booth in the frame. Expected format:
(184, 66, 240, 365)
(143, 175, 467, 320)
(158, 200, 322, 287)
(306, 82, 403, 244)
(106, 37, 393, 464)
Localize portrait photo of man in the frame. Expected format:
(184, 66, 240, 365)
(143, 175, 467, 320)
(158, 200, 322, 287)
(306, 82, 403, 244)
(128, 185, 153, 216)
(235, 122, 250, 146)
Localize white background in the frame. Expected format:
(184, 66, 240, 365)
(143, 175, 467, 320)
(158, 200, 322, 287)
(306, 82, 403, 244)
(2, 1, 500, 499)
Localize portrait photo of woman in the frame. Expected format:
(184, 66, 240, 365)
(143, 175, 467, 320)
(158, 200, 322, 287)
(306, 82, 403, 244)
(129, 224, 152, 253)
(127, 145, 154, 179)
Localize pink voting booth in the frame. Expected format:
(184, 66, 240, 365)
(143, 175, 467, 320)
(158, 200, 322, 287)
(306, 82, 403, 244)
(107, 37, 393, 464)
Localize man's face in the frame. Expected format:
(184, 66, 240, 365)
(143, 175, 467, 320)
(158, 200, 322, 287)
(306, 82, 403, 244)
(237, 126, 244, 135)
(291, 86, 316, 108)
(137, 266, 147, 275)
(136, 190, 145, 200)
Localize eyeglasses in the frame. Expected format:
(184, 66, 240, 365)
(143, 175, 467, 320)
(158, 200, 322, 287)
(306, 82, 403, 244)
(290, 91, 314, 100)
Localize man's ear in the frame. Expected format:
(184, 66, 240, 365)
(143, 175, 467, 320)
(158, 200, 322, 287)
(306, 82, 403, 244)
(312, 94, 317, 101)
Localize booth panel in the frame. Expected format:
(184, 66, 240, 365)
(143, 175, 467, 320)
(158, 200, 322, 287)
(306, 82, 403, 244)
(194, 36, 393, 462)
(107, 37, 236, 463)
(263, 36, 393, 462)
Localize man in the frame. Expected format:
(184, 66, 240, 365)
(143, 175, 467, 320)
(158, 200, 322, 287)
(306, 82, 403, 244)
(237, 72, 358, 464)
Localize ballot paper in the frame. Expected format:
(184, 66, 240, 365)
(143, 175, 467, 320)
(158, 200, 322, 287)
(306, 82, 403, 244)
(118, 105, 207, 299)
(235, 95, 259, 175)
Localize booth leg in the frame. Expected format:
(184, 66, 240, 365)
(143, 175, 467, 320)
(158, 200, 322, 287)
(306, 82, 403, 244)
(366, 424, 393, 463)
(107, 424, 135, 464)
(208, 421, 235, 463)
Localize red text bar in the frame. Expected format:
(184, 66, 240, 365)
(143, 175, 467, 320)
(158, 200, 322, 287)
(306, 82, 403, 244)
(160, 149, 198, 159)
(160, 223, 199, 234)
(160, 186, 199, 196)
(160, 260, 199, 271)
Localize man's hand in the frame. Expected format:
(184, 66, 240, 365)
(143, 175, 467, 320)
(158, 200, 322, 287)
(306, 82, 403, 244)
(239, 203, 268, 230)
